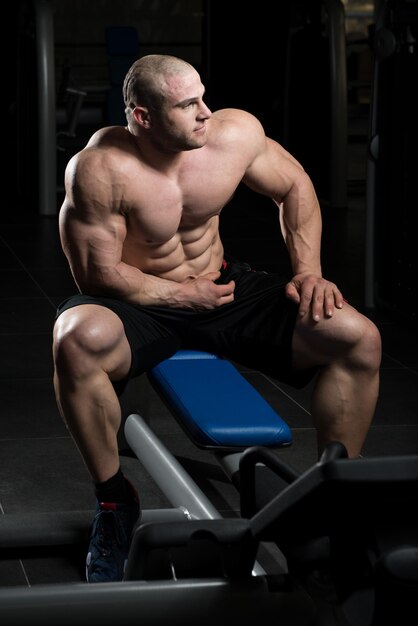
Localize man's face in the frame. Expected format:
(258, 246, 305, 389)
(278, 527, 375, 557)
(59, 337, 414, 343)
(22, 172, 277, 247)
(150, 70, 212, 153)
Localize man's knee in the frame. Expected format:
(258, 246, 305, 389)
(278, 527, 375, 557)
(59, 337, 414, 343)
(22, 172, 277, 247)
(352, 313, 381, 371)
(53, 306, 127, 378)
(293, 306, 381, 372)
(327, 308, 381, 372)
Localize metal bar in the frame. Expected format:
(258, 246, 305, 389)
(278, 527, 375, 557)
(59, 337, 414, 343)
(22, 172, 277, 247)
(34, 0, 56, 215)
(324, 0, 348, 208)
(124, 414, 266, 576)
(364, 1, 387, 310)
(125, 414, 223, 521)
(0, 576, 315, 626)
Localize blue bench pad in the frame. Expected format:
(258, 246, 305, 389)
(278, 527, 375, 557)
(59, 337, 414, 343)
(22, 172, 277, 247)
(148, 351, 292, 448)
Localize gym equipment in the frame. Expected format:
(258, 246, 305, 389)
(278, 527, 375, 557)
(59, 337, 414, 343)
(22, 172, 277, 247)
(1, 351, 417, 626)
(365, 0, 418, 315)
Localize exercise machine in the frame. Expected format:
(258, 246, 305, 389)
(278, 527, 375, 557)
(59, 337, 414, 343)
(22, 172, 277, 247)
(1, 351, 417, 625)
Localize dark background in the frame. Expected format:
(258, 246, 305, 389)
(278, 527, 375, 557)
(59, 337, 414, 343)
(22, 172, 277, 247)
(1, 0, 417, 594)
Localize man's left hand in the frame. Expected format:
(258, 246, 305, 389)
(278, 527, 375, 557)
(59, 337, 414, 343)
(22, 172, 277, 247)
(286, 273, 344, 322)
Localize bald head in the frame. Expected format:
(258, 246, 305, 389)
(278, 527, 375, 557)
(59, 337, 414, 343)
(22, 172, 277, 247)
(123, 54, 196, 114)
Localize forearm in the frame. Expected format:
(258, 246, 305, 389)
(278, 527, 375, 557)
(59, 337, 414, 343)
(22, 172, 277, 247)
(279, 177, 323, 276)
(75, 262, 192, 307)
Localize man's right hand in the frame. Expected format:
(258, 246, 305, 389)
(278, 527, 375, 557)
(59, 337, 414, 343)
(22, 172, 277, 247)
(181, 271, 235, 310)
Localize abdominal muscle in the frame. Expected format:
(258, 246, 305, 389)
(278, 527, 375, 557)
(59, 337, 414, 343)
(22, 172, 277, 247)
(121, 214, 225, 283)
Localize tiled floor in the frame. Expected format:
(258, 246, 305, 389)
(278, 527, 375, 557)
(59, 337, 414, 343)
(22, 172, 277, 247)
(1, 138, 417, 598)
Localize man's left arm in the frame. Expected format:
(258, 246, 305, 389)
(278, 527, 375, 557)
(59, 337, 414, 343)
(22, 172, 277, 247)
(242, 132, 344, 321)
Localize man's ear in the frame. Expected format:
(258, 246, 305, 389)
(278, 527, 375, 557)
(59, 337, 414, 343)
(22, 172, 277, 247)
(132, 106, 150, 128)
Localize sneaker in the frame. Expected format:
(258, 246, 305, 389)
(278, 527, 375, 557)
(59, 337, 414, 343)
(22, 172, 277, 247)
(86, 494, 140, 583)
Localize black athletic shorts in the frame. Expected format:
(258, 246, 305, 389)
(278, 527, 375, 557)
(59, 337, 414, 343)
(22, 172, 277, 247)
(55, 260, 317, 394)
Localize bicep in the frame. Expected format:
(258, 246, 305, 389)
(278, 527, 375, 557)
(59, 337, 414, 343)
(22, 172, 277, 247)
(59, 150, 128, 291)
(59, 202, 127, 291)
(242, 137, 306, 202)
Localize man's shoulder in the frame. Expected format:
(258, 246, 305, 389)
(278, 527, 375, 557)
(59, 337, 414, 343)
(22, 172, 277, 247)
(211, 108, 263, 128)
(209, 108, 265, 151)
(82, 126, 132, 154)
(69, 127, 132, 169)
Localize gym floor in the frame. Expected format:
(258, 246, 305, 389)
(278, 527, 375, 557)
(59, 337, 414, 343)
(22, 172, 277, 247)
(1, 139, 417, 588)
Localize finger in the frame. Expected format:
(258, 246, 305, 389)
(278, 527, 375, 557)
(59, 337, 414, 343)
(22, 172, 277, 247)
(309, 284, 326, 321)
(324, 289, 336, 317)
(211, 281, 235, 306)
(323, 283, 344, 317)
(334, 285, 344, 309)
(298, 282, 315, 318)
(219, 292, 235, 304)
(285, 281, 301, 304)
(216, 280, 235, 297)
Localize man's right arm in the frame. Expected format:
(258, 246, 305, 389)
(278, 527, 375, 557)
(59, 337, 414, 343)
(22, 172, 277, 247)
(60, 152, 234, 310)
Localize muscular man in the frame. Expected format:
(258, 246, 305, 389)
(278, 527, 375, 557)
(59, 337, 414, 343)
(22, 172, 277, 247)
(53, 54, 381, 583)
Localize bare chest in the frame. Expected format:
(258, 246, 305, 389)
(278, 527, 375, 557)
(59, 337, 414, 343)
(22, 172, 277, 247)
(124, 164, 242, 244)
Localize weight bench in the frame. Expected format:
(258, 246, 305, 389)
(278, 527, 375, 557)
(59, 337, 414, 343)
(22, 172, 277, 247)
(148, 349, 292, 449)
(124, 349, 292, 523)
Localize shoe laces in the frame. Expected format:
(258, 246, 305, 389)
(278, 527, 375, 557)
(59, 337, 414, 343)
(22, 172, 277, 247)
(92, 504, 125, 556)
